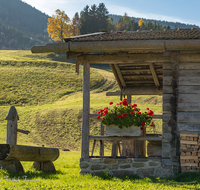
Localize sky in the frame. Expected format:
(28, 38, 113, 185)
(22, 0, 200, 27)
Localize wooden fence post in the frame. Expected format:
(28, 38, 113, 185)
(5, 106, 19, 145)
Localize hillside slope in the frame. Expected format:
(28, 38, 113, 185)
(0, 51, 162, 150)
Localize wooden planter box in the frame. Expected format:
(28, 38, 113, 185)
(106, 125, 141, 136)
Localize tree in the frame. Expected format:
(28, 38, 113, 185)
(138, 19, 144, 27)
(80, 3, 109, 34)
(70, 12, 80, 36)
(47, 9, 71, 42)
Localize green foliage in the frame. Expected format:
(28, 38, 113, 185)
(80, 3, 109, 34)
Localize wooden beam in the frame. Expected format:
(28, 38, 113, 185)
(81, 63, 90, 159)
(0, 144, 59, 162)
(31, 40, 200, 54)
(123, 75, 163, 79)
(89, 135, 162, 141)
(106, 87, 162, 96)
(125, 81, 155, 84)
(76, 54, 170, 64)
(114, 65, 126, 87)
(109, 64, 122, 89)
(31, 43, 69, 53)
(149, 63, 160, 87)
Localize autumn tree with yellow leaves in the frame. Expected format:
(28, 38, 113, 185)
(47, 9, 80, 42)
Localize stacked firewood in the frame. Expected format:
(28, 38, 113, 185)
(180, 132, 200, 173)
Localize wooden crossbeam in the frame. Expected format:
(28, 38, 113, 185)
(114, 64, 126, 87)
(76, 54, 170, 64)
(110, 64, 122, 89)
(149, 63, 160, 87)
(89, 135, 162, 141)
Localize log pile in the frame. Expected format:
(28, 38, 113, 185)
(180, 132, 200, 173)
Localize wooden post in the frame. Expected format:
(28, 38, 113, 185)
(122, 94, 136, 157)
(81, 62, 90, 159)
(99, 123, 104, 156)
(5, 106, 19, 145)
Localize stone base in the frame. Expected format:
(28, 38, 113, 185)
(33, 161, 56, 172)
(0, 159, 24, 173)
(80, 157, 178, 177)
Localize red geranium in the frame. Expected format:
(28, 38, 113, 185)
(148, 110, 154, 116)
(141, 121, 145, 126)
(97, 115, 101, 119)
(102, 114, 106, 116)
(133, 108, 137, 111)
(138, 112, 141, 115)
(131, 104, 137, 108)
(104, 110, 108, 114)
(118, 115, 122, 118)
(130, 111, 134, 115)
(140, 127, 144, 130)
(146, 108, 149, 110)
(109, 102, 113, 105)
(104, 107, 108, 110)
(98, 111, 101, 114)
(122, 113, 127, 118)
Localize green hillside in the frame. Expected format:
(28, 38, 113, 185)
(0, 0, 51, 49)
(0, 50, 162, 150)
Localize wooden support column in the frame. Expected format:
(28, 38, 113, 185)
(122, 94, 135, 157)
(81, 62, 90, 159)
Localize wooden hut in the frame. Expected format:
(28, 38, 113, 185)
(31, 28, 200, 177)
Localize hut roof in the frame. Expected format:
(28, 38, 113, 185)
(64, 28, 200, 42)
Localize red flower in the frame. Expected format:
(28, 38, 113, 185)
(104, 110, 108, 114)
(118, 115, 122, 118)
(138, 112, 141, 115)
(122, 98, 128, 106)
(119, 101, 123, 105)
(133, 108, 137, 111)
(130, 111, 134, 115)
(146, 108, 149, 110)
(131, 104, 137, 108)
(122, 113, 127, 118)
(140, 127, 144, 130)
(141, 121, 145, 126)
(109, 102, 113, 105)
(148, 110, 154, 116)
(98, 111, 101, 114)
(102, 114, 106, 116)
(104, 107, 108, 110)
(116, 103, 120, 105)
(97, 115, 101, 119)
(100, 109, 104, 113)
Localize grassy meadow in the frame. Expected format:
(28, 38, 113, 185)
(0, 50, 197, 189)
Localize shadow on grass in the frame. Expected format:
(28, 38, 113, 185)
(94, 171, 200, 185)
(0, 169, 64, 180)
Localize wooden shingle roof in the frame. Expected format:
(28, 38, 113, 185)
(65, 28, 200, 42)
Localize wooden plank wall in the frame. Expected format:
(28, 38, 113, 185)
(178, 61, 200, 132)
(162, 62, 173, 159)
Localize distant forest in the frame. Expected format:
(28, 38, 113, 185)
(109, 14, 199, 29)
(0, 0, 199, 50)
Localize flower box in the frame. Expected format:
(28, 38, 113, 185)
(106, 125, 142, 136)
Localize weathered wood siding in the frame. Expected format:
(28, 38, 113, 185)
(178, 61, 200, 132)
(162, 62, 173, 159)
